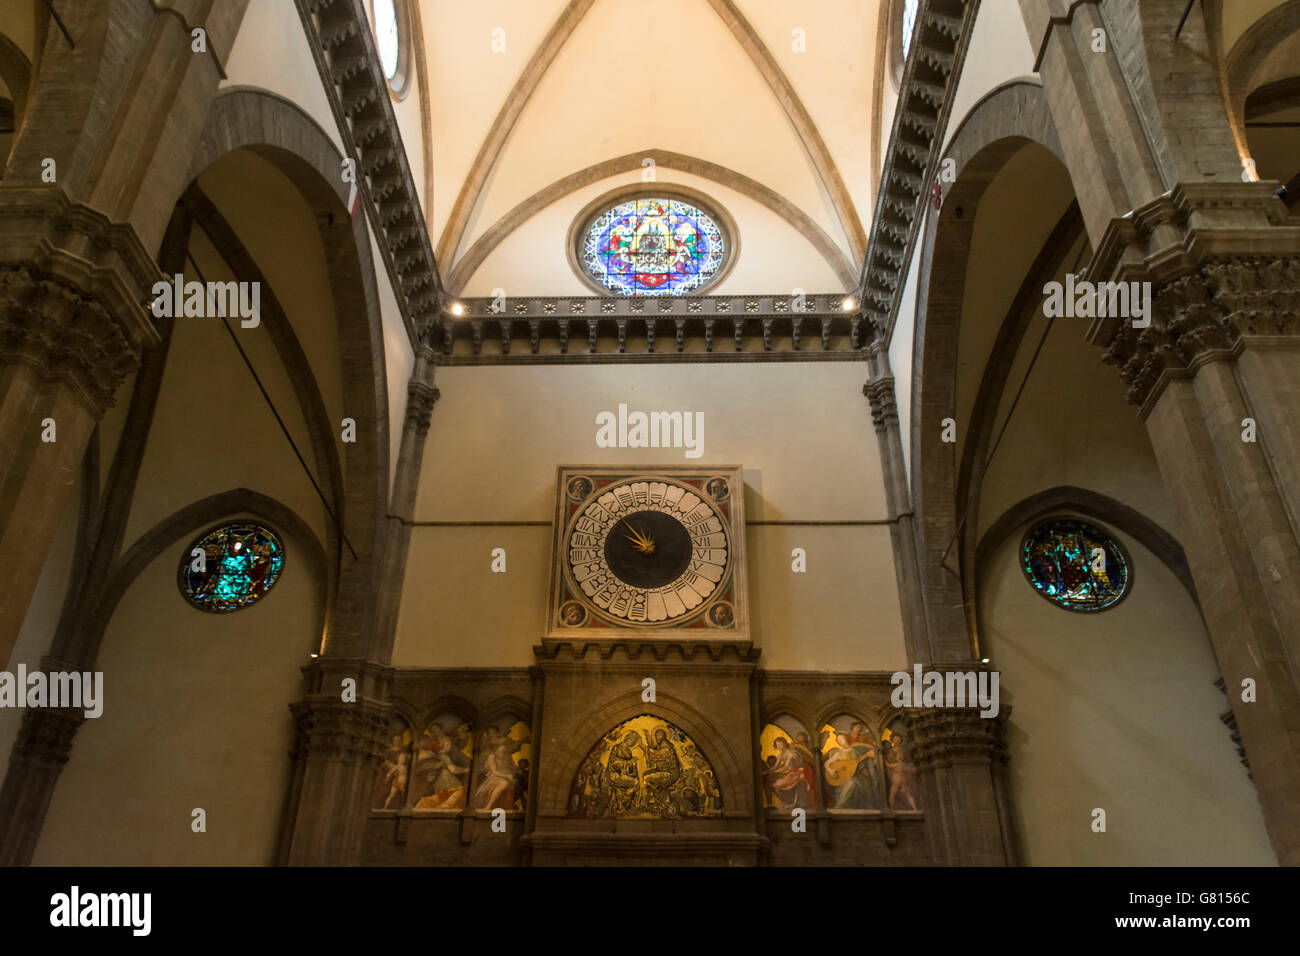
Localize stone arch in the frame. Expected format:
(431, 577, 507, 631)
(975, 485, 1198, 607)
(186, 86, 392, 656)
(447, 148, 857, 294)
(911, 80, 1082, 661)
(0, 33, 31, 142)
(93, 487, 328, 663)
(541, 689, 751, 816)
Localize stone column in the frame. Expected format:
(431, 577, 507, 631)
(1096, 245, 1300, 865)
(0, 693, 84, 864)
(863, 339, 929, 664)
(0, 193, 161, 667)
(907, 706, 1012, 865)
(370, 347, 440, 662)
(278, 355, 440, 864)
(282, 674, 391, 866)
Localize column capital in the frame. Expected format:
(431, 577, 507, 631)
(0, 188, 163, 415)
(905, 707, 1009, 770)
(405, 380, 441, 434)
(9, 708, 85, 771)
(1095, 254, 1300, 413)
(289, 697, 392, 763)
(863, 375, 899, 431)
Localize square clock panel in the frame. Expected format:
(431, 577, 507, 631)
(545, 466, 749, 642)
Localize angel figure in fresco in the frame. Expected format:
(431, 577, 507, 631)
(884, 733, 919, 811)
(765, 737, 814, 811)
(373, 732, 408, 810)
(640, 728, 682, 814)
(414, 737, 471, 811)
(472, 739, 521, 812)
(604, 732, 642, 814)
(822, 732, 882, 810)
(380, 753, 408, 810)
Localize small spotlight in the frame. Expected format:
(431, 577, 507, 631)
(980, 657, 990, 664)
(840, 297, 856, 311)
(310, 652, 319, 659)
(449, 302, 465, 316)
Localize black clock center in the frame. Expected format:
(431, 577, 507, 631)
(604, 510, 693, 589)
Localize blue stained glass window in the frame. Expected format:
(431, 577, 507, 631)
(1021, 519, 1129, 612)
(179, 523, 285, 613)
(581, 197, 726, 296)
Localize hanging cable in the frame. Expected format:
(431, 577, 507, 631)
(183, 250, 358, 560)
(939, 236, 1090, 572)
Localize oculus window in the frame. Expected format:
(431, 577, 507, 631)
(179, 522, 285, 613)
(578, 196, 729, 296)
(1021, 518, 1129, 612)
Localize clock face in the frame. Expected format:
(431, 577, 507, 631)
(564, 478, 729, 626)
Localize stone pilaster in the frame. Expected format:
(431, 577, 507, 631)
(907, 706, 1013, 865)
(281, 677, 392, 866)
(864, 340, 929, 665)
(0, 189, 163, 668)
(0, 706, 84, 865)
(1087, 192, 1300, 864)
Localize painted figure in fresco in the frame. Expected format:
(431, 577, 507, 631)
(380, 753, 408, 810)
(373, 732, 408, 810)
(822, 731, 882, 810)
(641, 728, 682, 812)
(473, 739, 521, 812)
(415, 734, 471, 811)
(884, 733, 919, 811)
(766, 737, 814, 811)
(604, 732, 642, 814)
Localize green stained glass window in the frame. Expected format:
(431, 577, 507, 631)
(179, 522, 284, 613)
(1021, 518, 1129, 612)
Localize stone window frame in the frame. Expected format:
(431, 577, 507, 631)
(370, 0, 413, 101)
(564, 184, 741, 297)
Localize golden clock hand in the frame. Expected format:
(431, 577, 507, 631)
(623, 525, 656, 554)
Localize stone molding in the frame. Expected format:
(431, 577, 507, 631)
(859, 0, 977, 338)
(864, 375, 899, 431)
(8, 709, 84, 771)
(404, 379, 440, 434)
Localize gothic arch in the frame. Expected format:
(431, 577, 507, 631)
(1223, 0, 1300, 145)
(94, 488, 328, 662)
(187, 87, 392, 655)
(447, 149, 857, 294)
(911, 80, 1079, 660)
(540, 689, 750, 816)
(975, 485, 1198, 607)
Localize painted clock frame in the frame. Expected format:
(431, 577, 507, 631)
(545, 465, 750, 642)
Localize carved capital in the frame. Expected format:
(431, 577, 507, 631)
(905, 707, 1008, 770)
(0, 266, 143, 413)
(289, 698, 392, 764)
(10, 708, 84, 771)
(405, 380, 440, 434)
(863, 376, 898, 431)
(1098, 256, 1300, 410)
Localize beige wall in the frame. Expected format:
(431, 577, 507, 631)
(394, 361, 908, 669)
(979, 522, 1274, 865)
(34, 522, 318, 865)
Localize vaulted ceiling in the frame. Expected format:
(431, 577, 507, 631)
(416, 0, 882, 297)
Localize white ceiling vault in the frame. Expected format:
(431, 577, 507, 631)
(414, 0, 880, 297)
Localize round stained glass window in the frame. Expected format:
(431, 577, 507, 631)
(373, 0, 400, 81)
(902, 0, 919, 61)
(580, 197, 727, 296)
(1021, 519, 1129, 612)
(179, 523, 285, 613)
